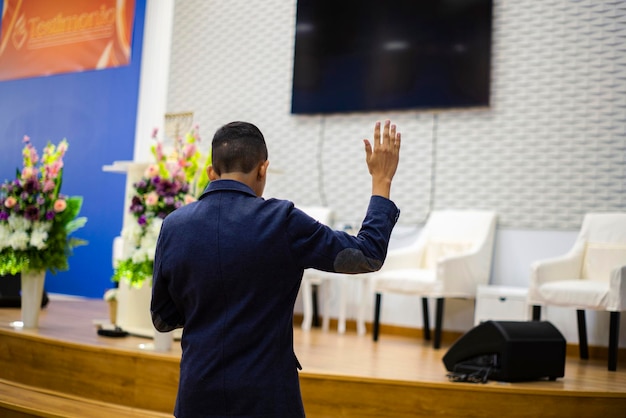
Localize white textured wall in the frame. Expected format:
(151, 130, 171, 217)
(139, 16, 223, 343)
(164, 0, 626, 346)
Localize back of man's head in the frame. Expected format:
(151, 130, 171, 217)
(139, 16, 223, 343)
(211, 121, 268, 175)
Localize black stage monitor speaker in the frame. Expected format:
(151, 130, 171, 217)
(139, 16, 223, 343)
(0, 273, 49, 308)
(443, 320, 566, 382)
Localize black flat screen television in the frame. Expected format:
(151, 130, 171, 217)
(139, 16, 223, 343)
(291, 0, 493, 114)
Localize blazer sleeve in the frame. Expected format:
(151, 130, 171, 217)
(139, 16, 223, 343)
(289, 195, 400, 274)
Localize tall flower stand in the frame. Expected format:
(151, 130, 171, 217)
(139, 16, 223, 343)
(20, 270, 46, 328)
(104, 161, 183, 343)
(153, 329, 174, 352)
(115, 281, 176, 352)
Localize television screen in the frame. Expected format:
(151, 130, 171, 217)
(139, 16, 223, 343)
(291, 0, 493, 114)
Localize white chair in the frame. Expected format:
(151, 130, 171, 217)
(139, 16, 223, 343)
(302, 269, 372, 335)
(370, 210, 497, 348)
(528, 213, 626, 371)
(297, 206, 336, 332)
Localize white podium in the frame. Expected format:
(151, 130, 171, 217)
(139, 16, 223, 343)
(103, 161, 182, 340)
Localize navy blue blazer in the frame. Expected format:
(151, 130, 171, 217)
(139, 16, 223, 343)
(151, 179, 399, 417)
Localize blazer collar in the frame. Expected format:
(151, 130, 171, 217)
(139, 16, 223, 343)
(199, 179, 257, 200)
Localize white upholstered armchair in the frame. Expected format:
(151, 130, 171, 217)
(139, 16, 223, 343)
(528, 212, 626, 371)
(299, 207, 371, 335)
(371, 210, 497, 348)
(298, 206, 336, 332)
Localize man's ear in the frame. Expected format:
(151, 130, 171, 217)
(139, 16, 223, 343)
(257, 160, 269, 180)
(207, 165, 220, 181)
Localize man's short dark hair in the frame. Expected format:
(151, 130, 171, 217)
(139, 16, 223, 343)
(211, 121, 268, 175)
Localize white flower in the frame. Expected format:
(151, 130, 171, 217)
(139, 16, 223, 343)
(131, 247, 152, 263)
(8, 215, 31, 232)
(32, 221, 52, 233)
(121, 222, 144, 247)
(29, 229, 49, 250)
(28, 222, 51, 249)
(149, 217, 163, 235)
(0, 223, 10, 251)
(9, 230, 30, 250)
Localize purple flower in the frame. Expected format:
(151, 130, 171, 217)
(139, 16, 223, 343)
(36, 195, 46, 205)
(134, 179, 147, 189)
(163, 196, 175, 205)
(138, 215, 147, 226)
(24, 205, 40, 220)
(45, 211, 55, 220)
(129, 196, 145, 213)
(0, 211, 8, 221)
(22, 178, 40, 194)
(156, 179, 181, 196)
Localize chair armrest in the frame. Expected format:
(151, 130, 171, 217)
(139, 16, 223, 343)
(527, 248, 584, 305)
(436, 227, 496, 296)
(608, 265, 626, 311)
(436, 249, 490, 296)
(380, 243, 425, 271)
(531, 252, 583, 283)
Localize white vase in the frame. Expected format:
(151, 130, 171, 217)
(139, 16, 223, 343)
(20, 270, 46, 329)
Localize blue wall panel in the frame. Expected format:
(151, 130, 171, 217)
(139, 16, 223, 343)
(0, 1, 146, 298)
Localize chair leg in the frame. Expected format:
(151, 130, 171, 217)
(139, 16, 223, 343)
(434, 298, 444, 349)
(373, 293, 381, 342)
(609, 311, 620, 371)
(337, 277, 347, 334)
(532, 305, 541, 321)
(301, 278, 313, 331)
(422, 297, 431, 341)
(577, 310, 589, 360)
(311, 284, 320, 327)
(320, 281, 331, 332)
(356, 276, 368, 336)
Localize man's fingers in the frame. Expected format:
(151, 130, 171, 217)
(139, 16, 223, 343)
(368, 119, 401, 154)
(373, 121, 381, 149)
(363, 139, 372, 159)
(389, 124, 396, 147)
(380, 120, 390, 148)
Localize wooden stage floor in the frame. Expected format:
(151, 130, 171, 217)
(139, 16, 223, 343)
(0, 297, 625, 417)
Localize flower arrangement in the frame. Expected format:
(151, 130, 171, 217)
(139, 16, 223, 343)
(0, 136, 87, 275)
(112, 126, 210, 287)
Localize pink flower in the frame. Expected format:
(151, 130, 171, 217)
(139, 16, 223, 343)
(28, 147, 38, 165)
(4, 196, 17, 208)
(184, 143, 197, 159)
(144, 164, 159, 178)
(145, 191, 159, 206)
(184, 194, 196, 204)
(175, 170, 187, 182)
(57, 140, 68, 155)
(53, 199, 67, 212)
(21, 167, 35, 179)
(43, 180, 56, 192)
(47, 160, 63, 179)
(155, 142, 164, 161)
